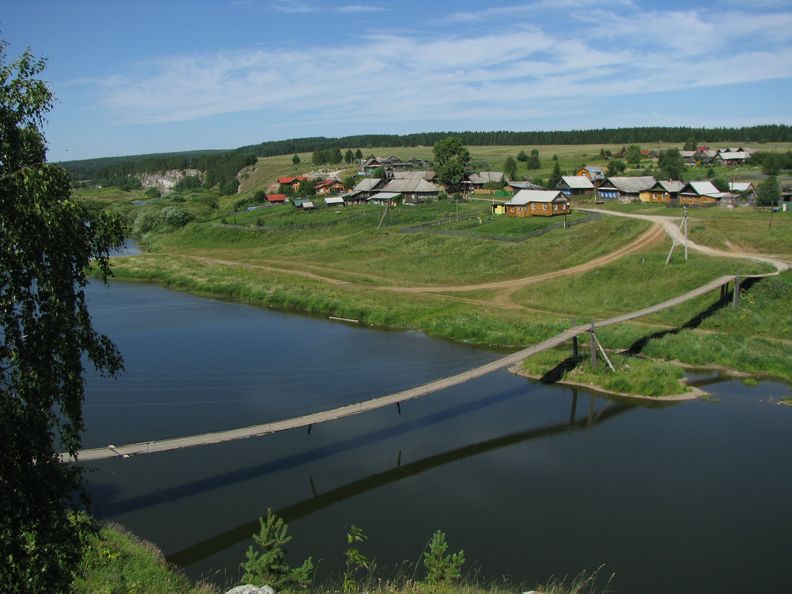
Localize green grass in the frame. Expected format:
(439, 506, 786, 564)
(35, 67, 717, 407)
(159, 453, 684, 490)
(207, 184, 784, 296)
(512, 249, 772, 327)
(435, 211, 587, 239)
(520, 349, 690, 397)
(73, 523, 217, 594)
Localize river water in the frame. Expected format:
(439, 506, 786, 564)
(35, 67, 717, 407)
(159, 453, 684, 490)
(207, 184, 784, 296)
(82, 279, 792, 594)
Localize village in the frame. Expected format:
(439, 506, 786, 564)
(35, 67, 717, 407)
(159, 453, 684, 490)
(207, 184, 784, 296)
(254, 145, 788, 219)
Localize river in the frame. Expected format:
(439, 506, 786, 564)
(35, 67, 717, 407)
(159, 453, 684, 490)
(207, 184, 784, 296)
(81, 278, 792, 594)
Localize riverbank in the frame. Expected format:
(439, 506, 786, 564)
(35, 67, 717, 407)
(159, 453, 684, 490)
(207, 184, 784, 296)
(75, 522, 606, 594)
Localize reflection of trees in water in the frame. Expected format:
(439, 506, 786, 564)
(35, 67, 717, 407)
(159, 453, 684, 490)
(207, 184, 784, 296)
(167, 392, 630, 568)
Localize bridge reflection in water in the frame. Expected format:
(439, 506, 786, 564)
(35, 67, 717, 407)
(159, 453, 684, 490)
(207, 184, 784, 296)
(165, 391, 631, 568)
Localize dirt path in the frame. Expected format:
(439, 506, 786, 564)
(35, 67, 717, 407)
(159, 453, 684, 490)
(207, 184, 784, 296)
(581, 208, 790, 273)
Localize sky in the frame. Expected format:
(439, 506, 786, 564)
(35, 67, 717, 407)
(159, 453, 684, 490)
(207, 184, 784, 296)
(3, 0, 792, 162)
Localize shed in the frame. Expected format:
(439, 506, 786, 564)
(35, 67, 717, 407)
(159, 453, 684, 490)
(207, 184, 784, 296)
(367, 192, 402, 206)
(266, 193, 287, 204)
(324, 196, 344, 206)
(597, 176, 657, 202)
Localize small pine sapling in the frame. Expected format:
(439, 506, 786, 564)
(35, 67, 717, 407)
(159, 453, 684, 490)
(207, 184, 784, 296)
(422, 530, 465, 585)
(342, 525, 370, 594)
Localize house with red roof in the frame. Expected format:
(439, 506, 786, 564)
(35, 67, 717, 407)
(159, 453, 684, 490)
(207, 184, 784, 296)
(266, 193, 287, 204)
(314, 179, 345, 196)
(277, 176, 306, 191)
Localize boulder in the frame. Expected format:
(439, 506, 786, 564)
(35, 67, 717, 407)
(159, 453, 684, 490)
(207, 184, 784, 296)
(225, 585, 275, 594)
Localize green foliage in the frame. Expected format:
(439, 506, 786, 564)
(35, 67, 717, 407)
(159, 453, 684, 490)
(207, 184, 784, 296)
(342, 174, 359, 189)
(683, 136, 698, 151)
(607, 159, 626, 175)
(355, 148, 363, 160)
(548, 159, 563, 187)
(503, 156, 517, 180)
(757, 175, 780, 206)
(173, 175, 202, 191)
(161, 207, 194, 228)
(626, 144, 643, 165)
(313, 147, 344, 166)
(292, 154, 301, 165)
(133, 209, 163, 235)
(241, 509, 313, 592)
(423, 531, 465, 586)
(516, 149, 528, 162)
(433, 136, 471, 189)
(344, 149, 354, 164)
(0, 42, 124, 593)
(526, 148, 541, 169)
(658, 148, 684, 180)
(343, 525, 370, 594)
(144, 187, 162, 198)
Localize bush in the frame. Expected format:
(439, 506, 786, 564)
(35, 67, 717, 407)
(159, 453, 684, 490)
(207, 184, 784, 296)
(170, 193, 185, 203)
(423, 531, 465, 585)
(132, 210, 162, 235)
(161, 207, 194, 228)
(173, 175, 202, 192)
(144, 187, 161, 198)
(191, 194, 219, 209)
(241, 510, 313, 593)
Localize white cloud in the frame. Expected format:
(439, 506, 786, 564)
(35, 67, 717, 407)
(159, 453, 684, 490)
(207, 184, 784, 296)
(84, 6, 792, 127)
(336, 4, 389, 13)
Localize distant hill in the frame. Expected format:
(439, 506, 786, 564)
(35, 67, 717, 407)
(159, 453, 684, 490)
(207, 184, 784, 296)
(59, 125, 792, 191)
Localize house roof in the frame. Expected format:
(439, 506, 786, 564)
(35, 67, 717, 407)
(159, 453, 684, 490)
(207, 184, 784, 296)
(341, 190, 364, 200)
(301, 201, 316, 209)
(508, 181, 544, 190)
(505, 190, 568, 205)
(468, 171, 506, 184)
(718, 151, 748, 160)
(367, 192, 402, 202)
(559, 176, 594, 190)
(324, 196, 344, 205)
(353, 178, 384, 192)
(391, 170, 436, 181)
(579, 166, 605, 177)
(314, 179, 341, 189)
(651, 180, 685, 193)
(600, 176, 657, 193)
(682, 181, 720, 196)
(267, 193, 287, 203)
(729, 182, 753, 192)
(278, 176, 305, 184)
(381, 178, 439, 193)
(680, 150, 697, 158)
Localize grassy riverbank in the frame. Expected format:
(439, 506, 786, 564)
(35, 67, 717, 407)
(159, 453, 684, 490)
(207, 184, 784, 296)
(75, 523, 608, 594)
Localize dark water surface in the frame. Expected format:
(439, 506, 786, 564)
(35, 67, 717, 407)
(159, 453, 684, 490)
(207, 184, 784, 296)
(83, 281, 792, 594)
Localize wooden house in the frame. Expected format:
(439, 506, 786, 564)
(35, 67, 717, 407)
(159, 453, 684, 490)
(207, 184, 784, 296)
(380, 178, 439, 203)
(640, 180, 684, 203)
(341, 191, 366, 205)
(557, 175, 594, 196)
(679, 181, 722, 205)
(278, 176, 306, 191)
(314, 179, 345, 196)
(352, 178, 385, 198)
(465, 171, 507, 193)
(576, 166, 605, 182)
(391, 170, 436, 182)
(266, 193, 287, 204)
(715, 151, 748, 166)
(503, 190, 570, 217)
(597, 176, 656, 202)
(728, 181, 756, 202)
(508, 180, 544, 193)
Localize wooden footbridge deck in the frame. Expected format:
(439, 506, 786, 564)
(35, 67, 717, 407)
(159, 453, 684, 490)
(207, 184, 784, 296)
(63, 270, 769, 463)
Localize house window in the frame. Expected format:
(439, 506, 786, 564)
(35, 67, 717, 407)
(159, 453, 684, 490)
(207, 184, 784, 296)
(543, 204, 547, 211)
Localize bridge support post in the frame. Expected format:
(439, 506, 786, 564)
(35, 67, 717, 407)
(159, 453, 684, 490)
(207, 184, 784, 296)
(732, 274, 741, 308)
(589, 323, 598, 369)
(720, 283, 727, 302)
(572, 335, 579, 360)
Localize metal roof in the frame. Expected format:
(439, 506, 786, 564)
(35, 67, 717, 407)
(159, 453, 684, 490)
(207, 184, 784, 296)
(560, 176, 594, 190)
(391, 170, 436, 180)
(381, 178, 439, 193)
(717, 151, 748, 160)
(324, 196, 344, 205)
(505, 190, 568, 205)
(367, 192, 402, 201)
(353, 178, 384, 192)
(683, 181, 720, 196)
(468, 171, 506, 184)
(729, 182, 753, 192)
(508, 181, 544, 190)
(600, 176, 657, 193)
(652, 180, 685, 193)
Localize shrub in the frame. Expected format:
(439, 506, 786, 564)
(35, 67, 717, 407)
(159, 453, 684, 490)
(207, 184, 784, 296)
(241, 510, 313, 593)
(161, 207, 194, 228)
(132, 210, 162, 235)
(422, 530, 465, 585)
(144, 187, 161, 198)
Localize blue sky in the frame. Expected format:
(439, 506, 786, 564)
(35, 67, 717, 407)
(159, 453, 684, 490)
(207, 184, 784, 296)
(3, 0, 792, 161)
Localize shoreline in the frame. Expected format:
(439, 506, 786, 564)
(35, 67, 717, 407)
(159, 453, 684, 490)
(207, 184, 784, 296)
(508, 364, 704, 402)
